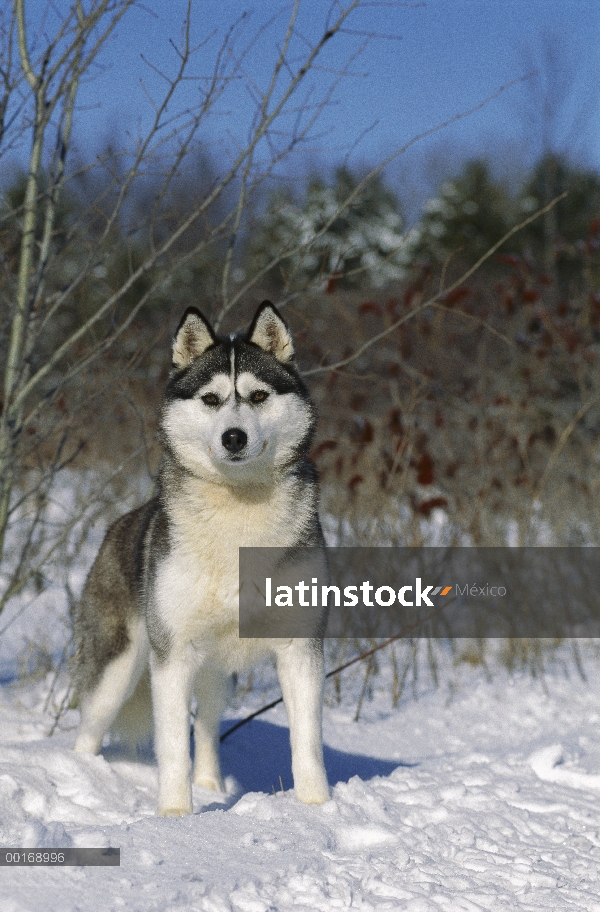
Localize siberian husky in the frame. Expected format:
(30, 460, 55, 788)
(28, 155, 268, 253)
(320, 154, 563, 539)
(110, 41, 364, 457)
(72, 302, 330, 816)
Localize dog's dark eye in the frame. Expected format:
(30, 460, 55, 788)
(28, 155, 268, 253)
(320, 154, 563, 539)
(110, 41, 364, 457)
(250, 390, 269, 404)
(202, 393, 220, 406)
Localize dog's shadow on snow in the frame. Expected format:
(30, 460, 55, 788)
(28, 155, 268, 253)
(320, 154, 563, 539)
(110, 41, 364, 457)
(103, 718, 410, 803)
(218, 718, 408, 795)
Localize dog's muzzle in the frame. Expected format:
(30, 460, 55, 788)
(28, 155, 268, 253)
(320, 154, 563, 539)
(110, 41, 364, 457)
(222, 427, 247, 455)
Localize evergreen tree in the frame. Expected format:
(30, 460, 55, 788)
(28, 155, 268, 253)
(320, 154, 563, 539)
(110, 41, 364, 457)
(401, 160, 512, 269)
(517, 154, 600, 291)
(247, 167, 407, 290)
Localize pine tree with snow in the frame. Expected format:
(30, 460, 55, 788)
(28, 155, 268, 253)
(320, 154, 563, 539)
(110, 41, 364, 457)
(247, 167, 408, 290)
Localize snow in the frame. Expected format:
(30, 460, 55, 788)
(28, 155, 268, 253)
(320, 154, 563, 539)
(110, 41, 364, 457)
(3, 656, 600, 910)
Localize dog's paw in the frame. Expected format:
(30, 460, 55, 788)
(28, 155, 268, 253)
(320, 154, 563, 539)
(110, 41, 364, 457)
(294, 775, 330, 805)
(193, 775, 225, 792)
(73, 734, 101, 755)
(158, 805, 192, 817)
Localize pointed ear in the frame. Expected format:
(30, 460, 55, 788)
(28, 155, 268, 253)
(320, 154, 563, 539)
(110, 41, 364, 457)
(248, 301, 294, 363)
(172, 308, 216, 369)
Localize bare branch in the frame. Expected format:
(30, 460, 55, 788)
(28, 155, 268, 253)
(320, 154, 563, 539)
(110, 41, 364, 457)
(228, 75, 535, 312)
(15, 0, 36, 89)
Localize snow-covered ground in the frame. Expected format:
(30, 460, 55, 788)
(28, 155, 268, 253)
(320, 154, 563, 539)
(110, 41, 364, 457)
(3, 654, 600, 911)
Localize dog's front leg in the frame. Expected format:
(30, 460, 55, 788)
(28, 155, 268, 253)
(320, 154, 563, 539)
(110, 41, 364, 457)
(276, 638, 330, 805)
(151, 651, 195, 816)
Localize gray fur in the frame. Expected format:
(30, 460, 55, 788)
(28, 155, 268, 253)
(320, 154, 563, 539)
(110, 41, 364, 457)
(71, 499, 155, 696)
(143, 505, 173, 663)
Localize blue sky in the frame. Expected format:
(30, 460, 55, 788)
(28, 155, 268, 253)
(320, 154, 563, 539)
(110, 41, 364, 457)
(18, 1, 600, 208)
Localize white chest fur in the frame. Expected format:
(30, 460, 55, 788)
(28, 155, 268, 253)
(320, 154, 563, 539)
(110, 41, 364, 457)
(153, 473, 314, 667)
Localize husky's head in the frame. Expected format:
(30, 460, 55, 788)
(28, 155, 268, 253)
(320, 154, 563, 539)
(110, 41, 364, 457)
(161, 302, 316, 484)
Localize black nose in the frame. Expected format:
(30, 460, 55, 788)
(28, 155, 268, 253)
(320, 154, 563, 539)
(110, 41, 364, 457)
(222, 427, 247, 454)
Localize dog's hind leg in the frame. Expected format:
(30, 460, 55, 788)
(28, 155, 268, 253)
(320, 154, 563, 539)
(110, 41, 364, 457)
(276, 638, 330, 805)
(74, 619, 148, 755)
(192, 665, 231, 792)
